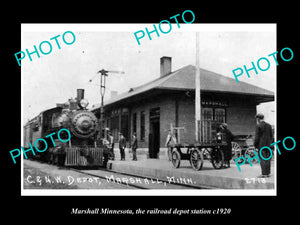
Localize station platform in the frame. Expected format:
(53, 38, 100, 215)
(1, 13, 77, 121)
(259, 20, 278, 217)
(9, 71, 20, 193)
(107, 152, 275, 189)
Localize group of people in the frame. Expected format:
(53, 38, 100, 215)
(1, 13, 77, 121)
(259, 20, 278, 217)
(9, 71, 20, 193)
(104, 112, 272, 178)
(218, 113, 273, 177)
(104, 131, 138, 161)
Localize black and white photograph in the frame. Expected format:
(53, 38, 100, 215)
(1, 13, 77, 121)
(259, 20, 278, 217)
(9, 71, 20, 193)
(20, 24, 276, 195)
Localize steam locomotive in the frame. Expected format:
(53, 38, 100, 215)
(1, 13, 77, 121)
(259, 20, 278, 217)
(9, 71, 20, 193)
(23, 89, 107, 167)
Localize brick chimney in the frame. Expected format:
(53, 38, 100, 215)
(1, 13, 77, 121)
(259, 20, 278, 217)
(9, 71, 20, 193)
(160, 56, 172, 78)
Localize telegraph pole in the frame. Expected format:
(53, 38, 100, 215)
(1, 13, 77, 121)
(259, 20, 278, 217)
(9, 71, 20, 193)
(93, 69, 124, 142)
(195, 32, 201, 142)
(98, 69, 107, 141)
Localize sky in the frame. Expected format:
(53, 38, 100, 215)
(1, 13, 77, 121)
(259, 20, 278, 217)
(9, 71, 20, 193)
(21, 24, 276, 124)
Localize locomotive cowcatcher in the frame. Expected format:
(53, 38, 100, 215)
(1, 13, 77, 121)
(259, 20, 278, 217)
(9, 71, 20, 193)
(23, 89, 110, 167)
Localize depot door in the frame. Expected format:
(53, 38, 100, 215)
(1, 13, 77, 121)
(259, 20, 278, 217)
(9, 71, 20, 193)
(149, 108, 160, 158)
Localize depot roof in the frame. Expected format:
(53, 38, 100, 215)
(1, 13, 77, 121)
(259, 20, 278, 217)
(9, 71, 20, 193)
(91, 65, 274, 110)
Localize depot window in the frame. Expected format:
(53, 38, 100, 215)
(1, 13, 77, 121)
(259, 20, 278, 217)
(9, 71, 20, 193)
(201, 107, 226, 122)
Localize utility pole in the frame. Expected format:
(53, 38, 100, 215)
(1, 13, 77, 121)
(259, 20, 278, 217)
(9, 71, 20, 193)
(195, 32, 201, 143)
(92, 69, 124, 142)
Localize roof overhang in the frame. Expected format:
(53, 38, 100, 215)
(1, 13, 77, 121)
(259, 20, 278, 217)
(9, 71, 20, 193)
(90, 87, 274, 114)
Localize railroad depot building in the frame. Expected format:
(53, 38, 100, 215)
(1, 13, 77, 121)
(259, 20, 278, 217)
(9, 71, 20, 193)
(91, 57, 274, 158)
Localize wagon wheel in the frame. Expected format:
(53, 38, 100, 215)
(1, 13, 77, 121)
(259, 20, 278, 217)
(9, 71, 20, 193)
(231, 142, 243, 163)
(189, 148, 203, 171)
(171, 149, 181, 168)
(211, 148, 224, 169)
(244, 147, 258, 164)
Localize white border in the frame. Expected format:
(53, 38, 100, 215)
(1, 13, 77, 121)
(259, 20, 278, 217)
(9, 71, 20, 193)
(21, 23, 277, 196)
(21, 23, 276, 32)
(22, 189, 275, 196)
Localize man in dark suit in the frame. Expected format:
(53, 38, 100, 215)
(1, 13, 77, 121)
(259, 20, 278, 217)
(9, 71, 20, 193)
(220, 123, 234, 168)
(254, 113, 273, 177)
(131, 132, 138, 161)
(107, 131, 115, 160)
(119, 133, 126, 161)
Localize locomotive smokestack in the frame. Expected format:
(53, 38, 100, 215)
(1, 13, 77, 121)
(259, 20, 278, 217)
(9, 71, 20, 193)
(77, 89, 84, 103)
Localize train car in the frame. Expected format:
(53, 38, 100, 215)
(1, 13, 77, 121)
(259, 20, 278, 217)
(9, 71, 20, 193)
(23, 89, 108, 167)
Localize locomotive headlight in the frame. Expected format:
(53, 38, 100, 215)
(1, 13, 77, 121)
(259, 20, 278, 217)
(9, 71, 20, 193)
(79, 98, 89, 108)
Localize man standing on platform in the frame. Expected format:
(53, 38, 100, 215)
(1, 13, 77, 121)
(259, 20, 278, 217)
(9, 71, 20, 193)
(107, 131, 115, 160)
(131, 132, 138, 161)
(220, 123, 234, 168)
(119, 133, 126, 161)
(254, 113, 273, 178)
